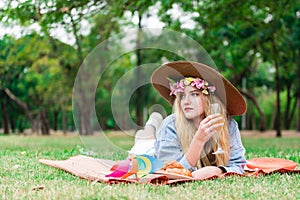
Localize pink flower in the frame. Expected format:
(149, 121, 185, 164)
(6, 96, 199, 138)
(191, 79, 205, 90)
(169, 83, 176, 96)
(176, 81, 185, 92)
(169, 82, 185, 96)
(208, 86, 216, 93)
(169, 77, 216, 96)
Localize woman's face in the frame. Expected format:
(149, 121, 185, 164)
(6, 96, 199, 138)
(179, 85, 205, 122)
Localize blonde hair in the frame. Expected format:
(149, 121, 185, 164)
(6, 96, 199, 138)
(174, 92, 230, 168)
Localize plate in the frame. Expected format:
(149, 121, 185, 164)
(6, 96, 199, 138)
(246, 158, 298, 170)
(154, 171, 194, 180)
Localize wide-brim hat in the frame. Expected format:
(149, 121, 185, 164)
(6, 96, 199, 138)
(151, 61, 246, 116)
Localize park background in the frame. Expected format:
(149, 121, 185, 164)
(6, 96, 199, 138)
(0, 0, 299, 137)
(0, 1, 300, 199)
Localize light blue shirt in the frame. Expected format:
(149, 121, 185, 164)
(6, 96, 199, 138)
(154, 114, 246, 174)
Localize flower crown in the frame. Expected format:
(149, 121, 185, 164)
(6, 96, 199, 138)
(169, 77, 216, 96)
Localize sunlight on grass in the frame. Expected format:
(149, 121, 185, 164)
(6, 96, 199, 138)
(0, 134, 299, 199)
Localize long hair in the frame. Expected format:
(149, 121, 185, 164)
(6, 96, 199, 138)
(174, 92, 230, 168)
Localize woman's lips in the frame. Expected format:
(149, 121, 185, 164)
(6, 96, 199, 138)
(184, 107, 193, 112)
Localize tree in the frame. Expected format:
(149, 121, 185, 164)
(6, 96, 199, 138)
(157, 0, 299, 135)
(0, 32, 76, 134)
(1, 0, 101, 134)
(0, 35, 17, 134)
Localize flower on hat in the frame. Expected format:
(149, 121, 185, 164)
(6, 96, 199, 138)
(169, 77, 216, 96)
(169, 81, 184, 95)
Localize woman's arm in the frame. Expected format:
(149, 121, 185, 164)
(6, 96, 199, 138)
(185, 113, 224, 167)
(155, 114, 225, 171)
(191, 118, 246, 179)
(192, 166, 223, 179)
(154, 115, 197, 171)
(222, 118, 247, 174)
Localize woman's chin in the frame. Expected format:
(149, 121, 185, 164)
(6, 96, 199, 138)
(183, 113, 197, 120)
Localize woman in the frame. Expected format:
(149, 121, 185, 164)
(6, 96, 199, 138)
(151, 61, 247, 179)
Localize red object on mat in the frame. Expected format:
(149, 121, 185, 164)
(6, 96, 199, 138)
(246, 158, 298, 170)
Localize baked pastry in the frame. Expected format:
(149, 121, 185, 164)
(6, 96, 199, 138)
(161, 161, 192, 177)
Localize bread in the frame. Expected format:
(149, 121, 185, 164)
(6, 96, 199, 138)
(161, 161, 192, 177)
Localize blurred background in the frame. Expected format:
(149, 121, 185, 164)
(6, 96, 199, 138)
(0, 0, 299, 137)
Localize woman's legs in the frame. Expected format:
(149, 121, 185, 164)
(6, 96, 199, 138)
(129, 112, 163, 155)
(134, 112, 163, 142)
(134, 112, 163, 143)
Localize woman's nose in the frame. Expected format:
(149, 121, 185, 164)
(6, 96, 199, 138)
(183, 95, 191, 104)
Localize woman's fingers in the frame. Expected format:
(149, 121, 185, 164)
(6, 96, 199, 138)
(205, 122, 223, 134)
(196, 114, 225, 142)
(203, 115, 224, 129)
(201, 113, 220, 124)
(199, 115, 224, 137)
(210, 116, 224, 126)
(207, 123, 224, 135)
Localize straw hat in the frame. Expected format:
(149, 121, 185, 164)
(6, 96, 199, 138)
(151, 61, 246, 116)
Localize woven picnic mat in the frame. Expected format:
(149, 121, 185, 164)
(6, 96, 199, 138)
(39, 155, 300, 185)
(39, 155, 172, 185)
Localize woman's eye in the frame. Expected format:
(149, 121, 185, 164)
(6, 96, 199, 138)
(192, 92, 199, 96)
(179, 93, 185, 99)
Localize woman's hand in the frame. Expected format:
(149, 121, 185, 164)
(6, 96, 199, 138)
(194, 114, 224, 143)
(185, 114, 224, 168)
(192, 166, 223, 180)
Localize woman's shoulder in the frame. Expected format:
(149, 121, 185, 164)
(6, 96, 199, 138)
(156, 113, 177, 139)
(228, 117, 238, 127)
(163, 113, 175, 123)
(228, 117, 241, 136)
(159, 114, 176, 130)
(228, 117, 239, 130)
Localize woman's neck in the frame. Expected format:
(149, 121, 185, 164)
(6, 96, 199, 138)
(193, 113, 205, 127)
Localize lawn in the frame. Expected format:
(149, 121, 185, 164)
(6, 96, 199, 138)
(0, 133, 299, 200)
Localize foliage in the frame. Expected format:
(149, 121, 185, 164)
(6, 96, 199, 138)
(0, 0, 299, 133)
(0, 33, 77, 133)
(157, 0, 300, 132)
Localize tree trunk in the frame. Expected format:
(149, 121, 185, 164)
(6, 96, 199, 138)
(4, 87, 36, 134)
(32, 116, 40, 134)
(270, 102, 276, 129)
(284, 83, 291, 129)
(62, 109, 67, 134)
(53, 110, 59, 131)
(246, 112, 251, 129)
(40, 109, 50, 135)
(1, 90, 10, 134)
(135, 13, 144, 127)
(296, 49, 300, 131)
(83, 108, 93, 135)
(289, 98, 297, 129)
(9, 115, 15, 133)
(296, 99, 300, 131)
(69, 12, 95, 135)
(272, 38, 281, 137)
(74, 70, 95, 135)
(251, 114, 256, 130)
(69, 13, 83, 62)
(240, 90, 266, 131)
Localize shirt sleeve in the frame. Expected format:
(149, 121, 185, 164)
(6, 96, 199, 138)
(154, 114, 197, 171)
(222, 118, 247, 174)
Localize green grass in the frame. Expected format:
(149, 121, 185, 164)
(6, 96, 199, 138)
(0, 134, 299, 200)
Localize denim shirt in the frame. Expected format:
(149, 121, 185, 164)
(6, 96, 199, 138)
(154, 114, 246, 174)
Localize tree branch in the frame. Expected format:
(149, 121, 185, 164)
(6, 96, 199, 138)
(240, 89, 266, 131)
(3, 88, 29, 112)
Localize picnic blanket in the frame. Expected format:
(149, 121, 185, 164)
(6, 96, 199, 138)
(39, 155, 300, 185)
